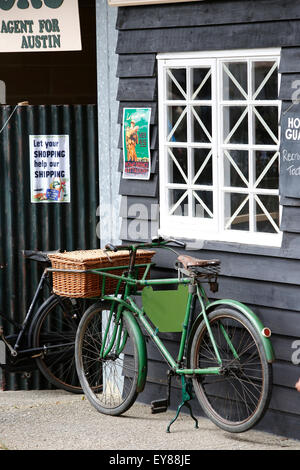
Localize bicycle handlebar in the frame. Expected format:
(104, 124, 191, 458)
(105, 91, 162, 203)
(104, 237, 186, 252)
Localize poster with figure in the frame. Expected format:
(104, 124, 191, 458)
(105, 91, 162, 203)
(122, 108, 151, 180)
(29, 134, 70, 203)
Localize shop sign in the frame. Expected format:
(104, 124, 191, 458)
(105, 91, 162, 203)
(29, 134, 71, 203)
(0, 0, 81, 52)
(122, 107, 151, 180)
(280, 105, 300, 197)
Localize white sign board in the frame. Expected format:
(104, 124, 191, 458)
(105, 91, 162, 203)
(0, 0, 81, 52)
(29, 134, 71, 203)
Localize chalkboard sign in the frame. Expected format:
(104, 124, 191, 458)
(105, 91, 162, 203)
(280, 105, 300, 198)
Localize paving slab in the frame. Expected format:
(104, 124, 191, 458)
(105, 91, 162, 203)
(0, 390, 299, 451)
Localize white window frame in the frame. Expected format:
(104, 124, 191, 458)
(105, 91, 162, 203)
(157, 48, 282, 247)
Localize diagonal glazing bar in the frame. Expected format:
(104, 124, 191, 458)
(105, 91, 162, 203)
(225, 195, 249, 230)
(253, 107, 279, 145)
(168, 148, 188, 184)
(192, 107, 212, 142)
(224, 150, 249, 187)
(167, 69, 187, 100)
(169, 190, 188, 215)
(193, 190, 213, 218)
(223, 63, 248, 100)
(192, 68, 211, 101)
(252, 62, 277, 100)
(254, 194, 280, 233)
(224, 107, 248, 144)
(167, 107, 187, 142)
(254, 151, 279, 188)
(192, 149, 212, 184)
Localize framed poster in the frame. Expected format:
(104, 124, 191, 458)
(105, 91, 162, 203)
(122, 108, 151, 180)
(29, 134, 70, 203)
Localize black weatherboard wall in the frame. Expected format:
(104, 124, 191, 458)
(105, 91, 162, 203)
(116, 1, 300, 439)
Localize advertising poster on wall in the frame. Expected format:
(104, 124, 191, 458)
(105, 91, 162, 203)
(122, 107, 151, 180)
(29, 134, 70, 203)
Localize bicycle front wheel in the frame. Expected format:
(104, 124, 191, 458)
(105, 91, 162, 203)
(189, 307, 272, 433)
(75, 301, 140, 416)
(32, 295, 93, 393)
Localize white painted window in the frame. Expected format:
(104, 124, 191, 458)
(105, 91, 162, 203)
(157, 49, 282, 246)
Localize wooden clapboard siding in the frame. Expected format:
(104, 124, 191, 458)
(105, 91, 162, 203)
(116, 23, 300, 55)
(115, 0, 300, 439)
(279, 74, 300, 100)
(279, 47, 300, 73)
(119, 196, 159, 220)
(117, 1, 300, 30)
(117, 78, 157, 101)
(117, 54, 156, 77)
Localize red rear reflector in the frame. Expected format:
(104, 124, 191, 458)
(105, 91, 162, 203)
(262, 327, 271, 338)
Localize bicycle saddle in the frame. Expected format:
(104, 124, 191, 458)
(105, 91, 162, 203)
(177, 254, 220, 269)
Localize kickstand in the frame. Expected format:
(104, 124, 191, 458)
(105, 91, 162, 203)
(166, 376, 199, 433)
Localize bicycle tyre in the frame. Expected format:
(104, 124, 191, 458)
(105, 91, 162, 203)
(75, 301, 140, 416)
(189, 307, 272, 433)
(32, 295, 93, 394)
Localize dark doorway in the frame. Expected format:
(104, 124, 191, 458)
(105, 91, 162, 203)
(0, 0, 97, 105)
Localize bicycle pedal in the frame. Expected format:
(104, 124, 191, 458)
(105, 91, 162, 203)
(151, 399, 169, 414)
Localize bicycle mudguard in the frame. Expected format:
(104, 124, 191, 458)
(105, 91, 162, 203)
(122, 309, 148, 393)
(191, 299, 275, 363)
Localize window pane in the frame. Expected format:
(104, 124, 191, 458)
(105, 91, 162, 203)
(167, 68, 186, 100)
(167, 106, 187, 142)
(168, 189, 188, 216)
(192, 148, 212, 186)
(192, 68, 211, 100)
(223, 150, 248, 188)
(192, 106, 212, 143)
(168, 148, 188, 185)
(255, 195, 279, 233)
(193, 190, 213, 218)
(253, 61, 278, 100)
(254, 106, 278, 145)
(223, 106, 248, 144)
(223, 62, 248, 100)
(224, 193, 249, 231)
(255, 150, 279, 189)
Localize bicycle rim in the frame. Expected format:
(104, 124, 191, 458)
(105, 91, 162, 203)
(190, 308, 272, 433)
(75, 302, 139, 415)
(33, 296, 93, 393)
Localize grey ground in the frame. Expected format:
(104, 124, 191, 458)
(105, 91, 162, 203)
(0, 390, 299, 451)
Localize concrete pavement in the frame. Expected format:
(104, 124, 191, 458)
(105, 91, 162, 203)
(0, 390, 299, 451)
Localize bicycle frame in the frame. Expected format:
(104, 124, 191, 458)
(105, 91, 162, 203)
(86, 248, 274, 382)
(88, 266, 238, 379)
(0, 268, 78, 358)
(0, 269, 51, 355)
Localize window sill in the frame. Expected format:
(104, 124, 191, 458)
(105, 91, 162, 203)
(158, 226, 284, 257)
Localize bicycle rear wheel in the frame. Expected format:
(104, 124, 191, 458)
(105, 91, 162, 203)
(75, 301, 139, 416)
(189, 307, 272, 433)
(32, 295, 93, 393)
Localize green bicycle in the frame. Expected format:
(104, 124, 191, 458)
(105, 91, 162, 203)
(74, 237, 274, 433)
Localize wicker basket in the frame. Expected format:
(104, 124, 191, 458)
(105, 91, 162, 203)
(48, 249, 155, 298)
